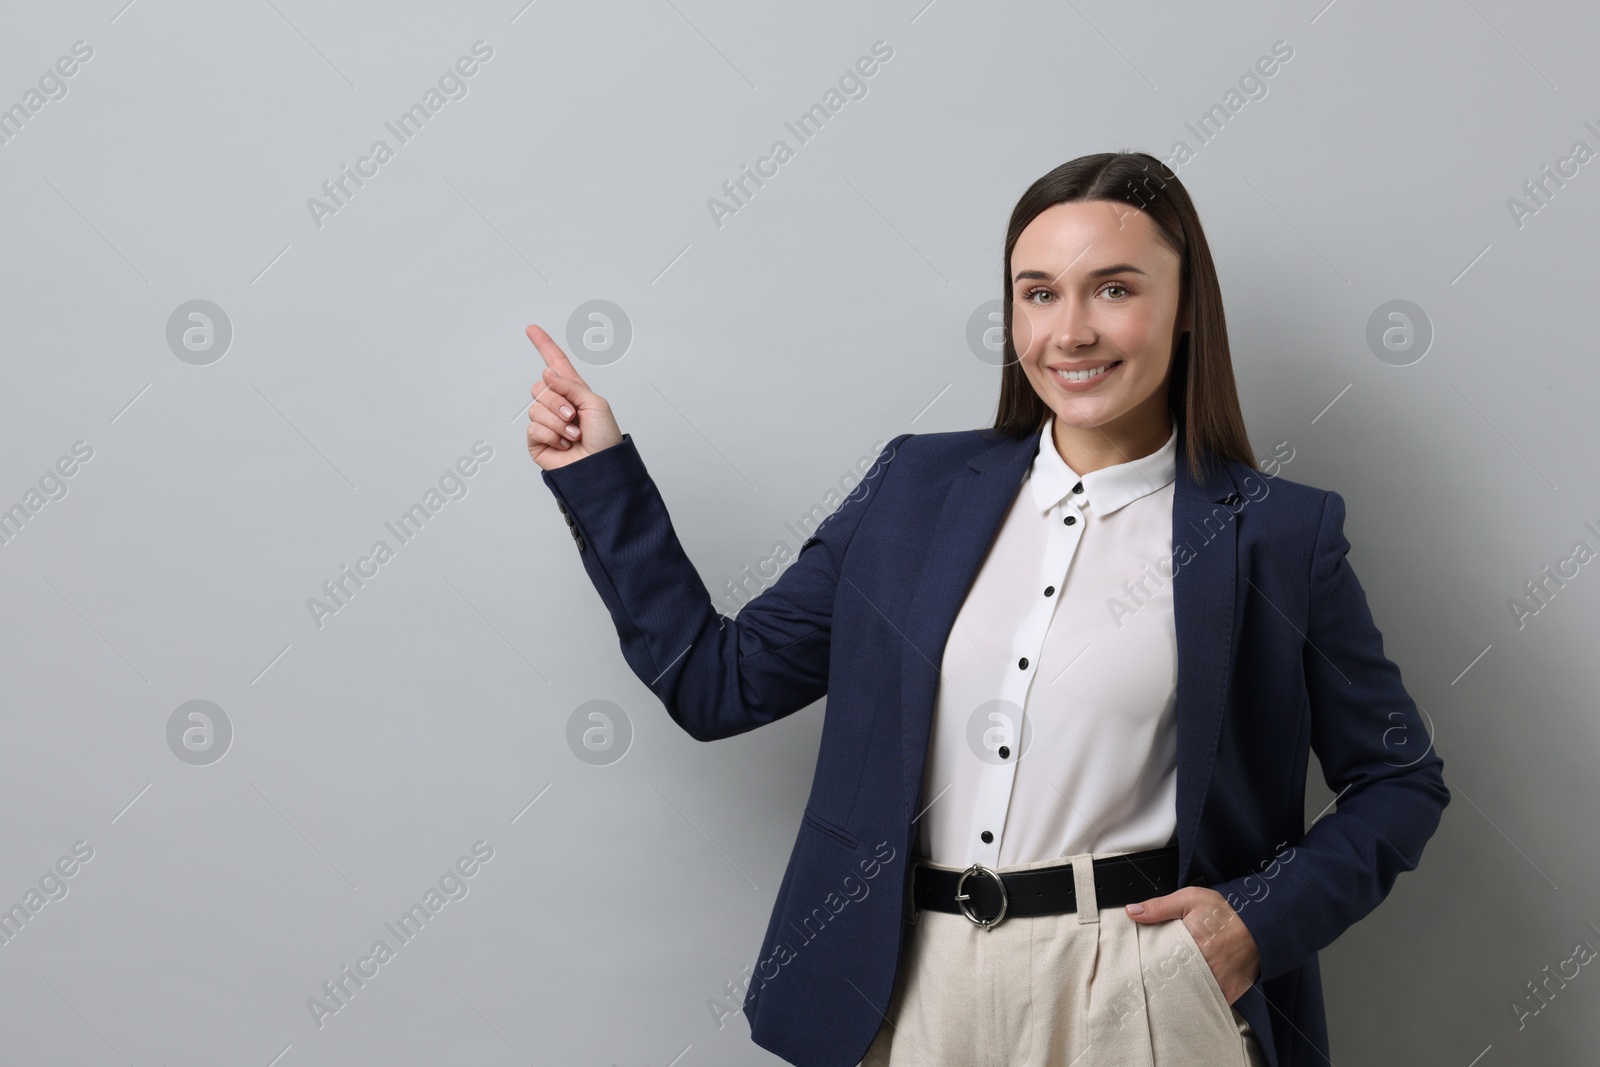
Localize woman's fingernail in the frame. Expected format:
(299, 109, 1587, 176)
(558, 438, 569, 448)
(565, 424, 580, 438)
(1125, 903, 1145, 915)
(560, 405, 574, 419)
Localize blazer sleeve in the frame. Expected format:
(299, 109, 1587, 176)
(1212, 489, 1451, 983)
(539, 432, 910, 742)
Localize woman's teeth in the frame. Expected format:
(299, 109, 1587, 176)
(1056, 362, 1119, 382)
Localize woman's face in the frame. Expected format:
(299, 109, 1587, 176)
(1009, 200, 1189, 441)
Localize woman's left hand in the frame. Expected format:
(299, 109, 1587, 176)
(1125, 888, 1262, 1004)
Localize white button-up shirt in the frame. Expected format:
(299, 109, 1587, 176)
(917, 416, 1181, 868)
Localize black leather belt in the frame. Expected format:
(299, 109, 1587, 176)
(911, 846, 1179, 928)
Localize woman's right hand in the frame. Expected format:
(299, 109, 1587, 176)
(524, 323, 623, 471)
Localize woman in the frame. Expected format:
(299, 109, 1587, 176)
(524, 152, 1449, 1067)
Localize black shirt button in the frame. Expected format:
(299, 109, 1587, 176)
(980, 831, 993, 843)
(998, 746, 1010, 759)
(1072, 482, 1084, 494)
(1044, 586, 1055, 596)
(1064, 514, 1076, 526)
(1018, 657, 1028, 670)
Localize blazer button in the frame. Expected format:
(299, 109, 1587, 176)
(1185, 875, 1209, 888)
(575, 534, 586, 553)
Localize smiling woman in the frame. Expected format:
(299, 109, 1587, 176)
(994, 157, 1254, 488)
(1010, 202, 1191, 473)
(525, 150, 1448, 1067)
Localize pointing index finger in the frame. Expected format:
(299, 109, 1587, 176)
(525, 324, 584, 385)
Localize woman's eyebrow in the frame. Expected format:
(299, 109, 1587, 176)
(1012, 263, 1148, 284)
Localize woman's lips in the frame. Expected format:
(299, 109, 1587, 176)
(1052, 360, 1123, 392)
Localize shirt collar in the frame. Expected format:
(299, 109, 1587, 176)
(1027, 416, 1178, 516)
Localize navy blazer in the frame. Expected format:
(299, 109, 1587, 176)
(541, 426, 1450, 1067)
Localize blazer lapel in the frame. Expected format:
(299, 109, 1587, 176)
(900, 431, 1040, 827)
(1169, 438, 1242, 886)
(898, 427, 1242, 887)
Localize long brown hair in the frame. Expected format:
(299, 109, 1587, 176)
(992, 151, 1254, 486)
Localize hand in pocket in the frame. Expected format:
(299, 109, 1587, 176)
(1124, 887, 1262, 1004)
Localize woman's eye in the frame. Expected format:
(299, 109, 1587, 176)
(1021, 283, 1129, 304)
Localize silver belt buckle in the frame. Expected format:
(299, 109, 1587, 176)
(954, 863, 1008, 928)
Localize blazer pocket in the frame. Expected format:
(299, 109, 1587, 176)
(801, 808, 860, 851)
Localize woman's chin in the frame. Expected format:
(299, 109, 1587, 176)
(1047, 402, 1120, 429)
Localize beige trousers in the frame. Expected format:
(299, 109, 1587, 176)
(859, 852, 1268, 1067)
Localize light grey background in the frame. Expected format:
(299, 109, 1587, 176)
(1, 0, 1595, 1064)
